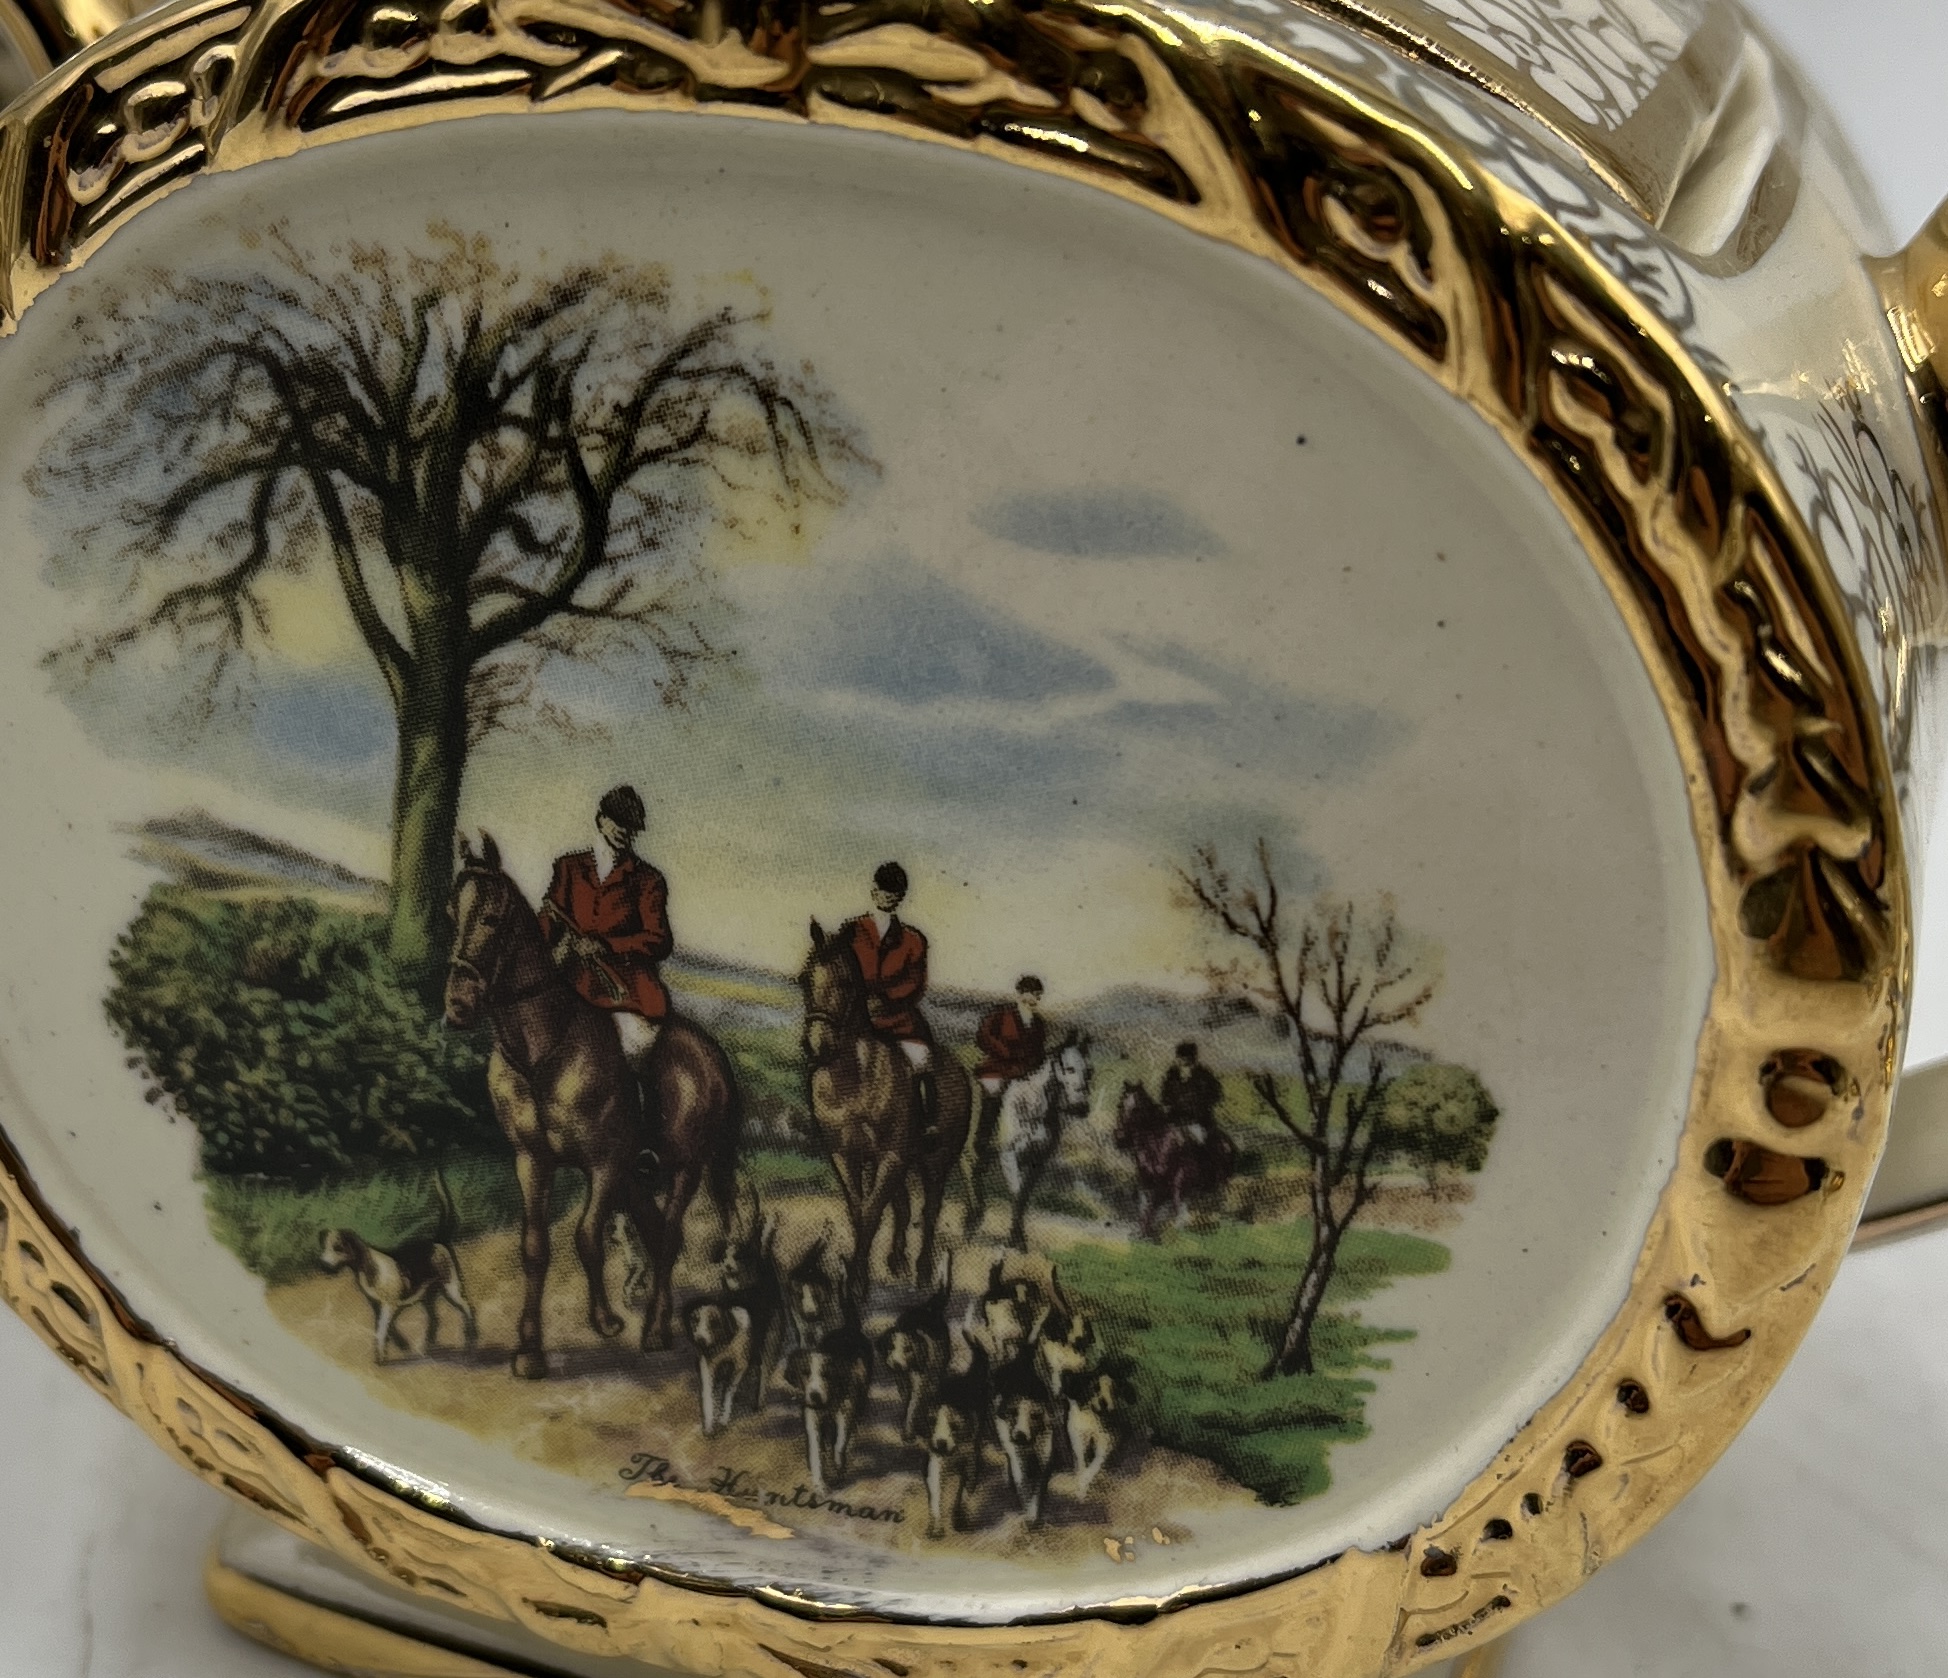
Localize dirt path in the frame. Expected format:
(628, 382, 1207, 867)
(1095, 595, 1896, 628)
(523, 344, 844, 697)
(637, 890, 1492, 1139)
(270, 1209, 1260, 1563)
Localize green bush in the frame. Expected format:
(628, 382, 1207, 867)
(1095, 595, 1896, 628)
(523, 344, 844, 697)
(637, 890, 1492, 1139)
(1380, 1063, 1499, 1180)
(108, 886, 499, 1182)
(1057, 1220, 1450, 1504)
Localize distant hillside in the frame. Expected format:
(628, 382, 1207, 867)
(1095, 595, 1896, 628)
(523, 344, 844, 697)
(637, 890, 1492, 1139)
(125, 813, 1426, 1078)
(666, 955, 1423, 1080)
(126, 810, 386, 907)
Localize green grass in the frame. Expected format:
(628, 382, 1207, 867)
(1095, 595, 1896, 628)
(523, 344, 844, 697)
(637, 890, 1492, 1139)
(742, 1147, 838, 1194)
(715, 1024, 809, 1139)
(1055, 1219, 1450, 1505)
(206, 1145, 846, 1283)
(205, 1080, 1456, 1514)
(203, 1155, 580, 1285)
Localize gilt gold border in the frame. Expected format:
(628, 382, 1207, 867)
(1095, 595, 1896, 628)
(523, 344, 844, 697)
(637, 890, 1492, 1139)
(0, 0, 1907, 1673)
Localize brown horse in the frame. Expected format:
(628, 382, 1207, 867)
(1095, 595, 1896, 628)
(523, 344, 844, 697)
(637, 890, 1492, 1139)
(1112, 1081, 1236, 1239)
(444, 834, 740, 1373)
(800, 920, 972, 1302)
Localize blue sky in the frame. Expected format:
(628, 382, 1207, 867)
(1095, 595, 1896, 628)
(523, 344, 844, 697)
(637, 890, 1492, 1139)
(50, 477, 1408, 994)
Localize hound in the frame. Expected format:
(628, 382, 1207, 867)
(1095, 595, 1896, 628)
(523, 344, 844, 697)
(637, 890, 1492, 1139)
(1062, 1369, 1127, 1497)
(683, 1295, 759, 1435)
(782, 1322, 874, 1496)
(923, 1346, 990, 1539)
(784, 1236, 850, 1351)
(991, 1350, 1058, 1526)
(715, 1196, 786, 1406)
(880, 1256, 953, 1443)
(318, 1180, 476, 1366)
(963, 1256, 1049, 1367)
(611, 1211, 652, 1310)
(1031, 1268, 1095, 1404)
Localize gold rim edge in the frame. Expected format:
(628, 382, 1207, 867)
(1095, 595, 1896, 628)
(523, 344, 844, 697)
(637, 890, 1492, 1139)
(0, 1, 1907, 1674)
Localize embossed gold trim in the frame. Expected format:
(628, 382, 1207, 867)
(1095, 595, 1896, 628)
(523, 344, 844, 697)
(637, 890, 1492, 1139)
(0, 1, 1906, 1674)
(1299, 0, 1805, 276)
(206, 1533, 1512, 1678)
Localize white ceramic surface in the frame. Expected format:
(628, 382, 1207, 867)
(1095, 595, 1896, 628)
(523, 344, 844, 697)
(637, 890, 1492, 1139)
(0, 105, 1711, 1614)
(7, 0, 1948, 1667)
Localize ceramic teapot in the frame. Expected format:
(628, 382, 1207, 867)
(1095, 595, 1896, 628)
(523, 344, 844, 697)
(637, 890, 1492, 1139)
(1, 0, 1946, 1675)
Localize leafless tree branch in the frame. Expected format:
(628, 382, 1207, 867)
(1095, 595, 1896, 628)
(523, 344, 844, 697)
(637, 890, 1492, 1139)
(34, 220, 875, 751)
(1181, 838, 1442, 1376)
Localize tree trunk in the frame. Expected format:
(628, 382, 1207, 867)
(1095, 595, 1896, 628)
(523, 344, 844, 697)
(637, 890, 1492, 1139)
(1273, 1174, 1350, 1377)
(387, 662, 469, 981)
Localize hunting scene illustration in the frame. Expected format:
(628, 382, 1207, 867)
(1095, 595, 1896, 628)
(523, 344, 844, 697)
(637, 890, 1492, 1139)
(31, 224, 1501, 1558)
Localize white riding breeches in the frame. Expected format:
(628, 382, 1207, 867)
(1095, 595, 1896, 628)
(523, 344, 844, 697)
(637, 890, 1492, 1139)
(899, 1039, 931, 1070)
(615, 1014, 661, 1061)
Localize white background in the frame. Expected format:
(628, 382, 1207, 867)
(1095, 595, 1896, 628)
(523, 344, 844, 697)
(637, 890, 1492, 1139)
(8, 0, 1948, 1671)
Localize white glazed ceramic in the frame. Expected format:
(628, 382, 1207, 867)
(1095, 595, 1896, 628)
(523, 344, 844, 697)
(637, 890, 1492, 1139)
(0, 0, 1942, 1672)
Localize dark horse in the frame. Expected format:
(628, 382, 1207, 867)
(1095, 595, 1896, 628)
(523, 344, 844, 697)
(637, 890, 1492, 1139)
(800, 920, 972, 1302)
(444, 834, 740, 1373)
(1113, 1082, 1236, 1239)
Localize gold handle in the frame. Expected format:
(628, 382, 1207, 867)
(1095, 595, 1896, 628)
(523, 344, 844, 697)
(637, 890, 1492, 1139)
(0, 0, 149, 103)
(1865, 216, 1948, 1250)
(1878, 206, 1948, 556)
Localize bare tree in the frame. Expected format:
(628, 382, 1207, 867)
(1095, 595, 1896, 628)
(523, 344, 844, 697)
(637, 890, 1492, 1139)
(33, 223, 867, 974)
(1180, 840, 1437, 1377)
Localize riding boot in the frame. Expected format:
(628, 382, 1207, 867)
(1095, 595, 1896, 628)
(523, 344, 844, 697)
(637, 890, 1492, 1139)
(625, 1039, 663, 1175)
(915, 1069, 939, 1151)
(974, 1087, 1002, 1162)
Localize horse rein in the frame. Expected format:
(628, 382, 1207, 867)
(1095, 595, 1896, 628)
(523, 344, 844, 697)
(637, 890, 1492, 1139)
(800, 951, 862, 1053)
(450, 876, 573, 1077)
(800, 978, 872, 1063)
(800, 1003, 847, 1068)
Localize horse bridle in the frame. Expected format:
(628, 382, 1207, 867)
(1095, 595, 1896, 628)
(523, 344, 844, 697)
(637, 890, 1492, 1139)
(449, 872, 556, 1012)
(800, 1001, 850, 1064)
(453, 909, 569, 1087)
(800, 944, 871, 1057)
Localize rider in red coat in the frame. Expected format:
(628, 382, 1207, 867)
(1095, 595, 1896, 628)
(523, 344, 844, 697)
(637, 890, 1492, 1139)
(974, 978, 1047, 1085)
(972, 975, 1046, 1181)
(839, 861, 939, 1140)
(541, 786, 673, 1086)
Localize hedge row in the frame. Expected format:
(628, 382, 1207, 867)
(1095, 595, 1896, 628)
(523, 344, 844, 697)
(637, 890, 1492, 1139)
(107, 886, 499, 1181)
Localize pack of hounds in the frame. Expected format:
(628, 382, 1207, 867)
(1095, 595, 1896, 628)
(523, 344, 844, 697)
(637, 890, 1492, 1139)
(677, 1196, 1132, 1539)
(318, 1173, 1131, 1538)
